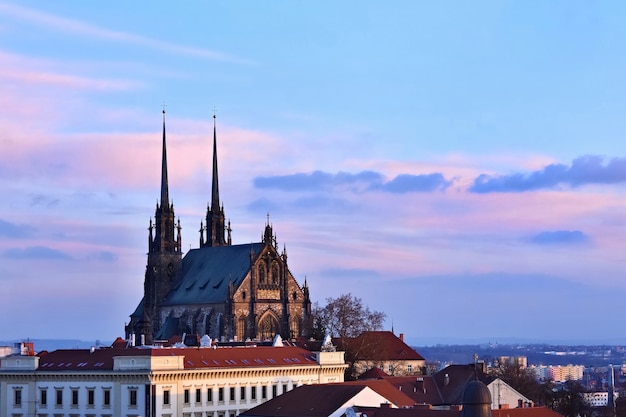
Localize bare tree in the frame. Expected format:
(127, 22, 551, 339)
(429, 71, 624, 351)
(312, 293, 386, 340)
(312, 293, 386, 380)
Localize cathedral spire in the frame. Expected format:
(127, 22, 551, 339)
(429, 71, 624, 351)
(202, 112, 228, 247)
(160, 109, 169, 208)
(211, 113, 220, 214)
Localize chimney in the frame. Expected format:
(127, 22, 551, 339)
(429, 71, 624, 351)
(399, 333, 404, 342)
(499, 404, 509, 410)
(380, 403, 392, 409)
(518, 400, 523, 408)
(444, 373, 450, 386)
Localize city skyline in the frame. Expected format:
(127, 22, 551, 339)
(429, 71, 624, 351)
(1, 1, 626, 344)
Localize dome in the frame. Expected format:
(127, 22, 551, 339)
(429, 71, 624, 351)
(462, 380, 492, 405)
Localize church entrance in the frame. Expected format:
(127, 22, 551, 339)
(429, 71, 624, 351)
(258, 312, 280, 340)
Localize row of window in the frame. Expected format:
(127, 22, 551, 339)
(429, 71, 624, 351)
(168, 383, 291, 406)
(14, 383, 293, 409)
(13, 387, 126, 408)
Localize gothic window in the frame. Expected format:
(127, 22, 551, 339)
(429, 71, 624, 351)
(258, 264, 266, 283)
(205, 311, 215, 337)
(237, 316, 247, 341)
(258, 312, 280, 340)
(271, 264, 279, 284)
(290, 315, 301, 338)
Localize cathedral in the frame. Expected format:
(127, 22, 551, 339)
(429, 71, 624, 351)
(125, 111, 312, 344)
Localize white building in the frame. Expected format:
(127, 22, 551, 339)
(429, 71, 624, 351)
(583, 391, 619, 407)
(0, 342, 347, 417)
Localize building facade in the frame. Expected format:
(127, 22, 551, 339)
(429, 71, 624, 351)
(125, 112, 312, 343)
(0, 344, 347, 417)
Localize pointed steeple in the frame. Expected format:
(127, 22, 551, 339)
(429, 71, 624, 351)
(149, 109, 181, 254)
(160, 109, 169, 208)
(211, 113, 220, 215)
(202, 112, 228, 247)
(136, 109, 183, 343)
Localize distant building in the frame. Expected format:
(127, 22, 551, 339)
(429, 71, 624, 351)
(240, 383, 416, 417)
(495, 356, 527, 369)
(125, 112, 312, 343)
(359, 364, 532, 410)
(583, 391, 619, 407)
(529, 365, 584, 382)
(336, 331, 426, 377)
(241, 378, 562, 417)
(0, 340, 347, 417)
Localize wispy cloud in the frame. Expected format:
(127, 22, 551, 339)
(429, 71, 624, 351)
(470, 155, 626, 193)
(529, 230, 590, 245)
(0, 2, 252, 64)
(253, 170, 452, 193)
(2, 246, 72, 260)
(0, 219, 35, 238)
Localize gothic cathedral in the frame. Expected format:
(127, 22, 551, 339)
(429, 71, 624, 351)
(126, 112, 312, 344)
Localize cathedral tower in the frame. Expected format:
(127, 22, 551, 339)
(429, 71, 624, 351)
(135, 110, 182, 343)
(200, 114, 229, 247)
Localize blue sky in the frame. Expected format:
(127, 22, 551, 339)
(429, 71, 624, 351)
(1, 1, 626, 345)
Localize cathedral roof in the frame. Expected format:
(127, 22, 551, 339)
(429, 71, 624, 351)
(163, 242, 264, 306)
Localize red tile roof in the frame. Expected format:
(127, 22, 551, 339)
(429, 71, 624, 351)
(36, 346, 318, 371)
(241, 384, 371, 417)
(336, 332, 425, 362)
(381, 376, 443, 406)
(359, 367, 391, 380)
(342, 380, 416, 408)
(351, 405, 563, 417)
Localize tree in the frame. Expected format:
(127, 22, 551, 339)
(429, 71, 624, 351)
(549, 381, 591, 417)
(312, 293, 386, 341)
(312, 293, 386, 380)
(489, 360, 551, 406)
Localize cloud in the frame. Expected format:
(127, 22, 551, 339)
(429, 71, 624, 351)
(0, 59, 139, 91)
(253, 170, 451, 193)
(0, 219, 34, 238)
(529, 230, 590, 245)
(376, 173, 452, 193)
(2, 246, 72, 260)
(0, 3, 251, 64)
(89, 251, 118, 262)
(470, 155, 626, 193)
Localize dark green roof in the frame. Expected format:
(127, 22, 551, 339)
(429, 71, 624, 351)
(130, 298, 145, 319)
(163, 243, 264, 306)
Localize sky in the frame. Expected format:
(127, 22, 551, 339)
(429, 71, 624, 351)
(1, 1, 626, 346)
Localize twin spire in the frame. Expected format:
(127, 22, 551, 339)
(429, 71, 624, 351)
(153, 109, 230, 252)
